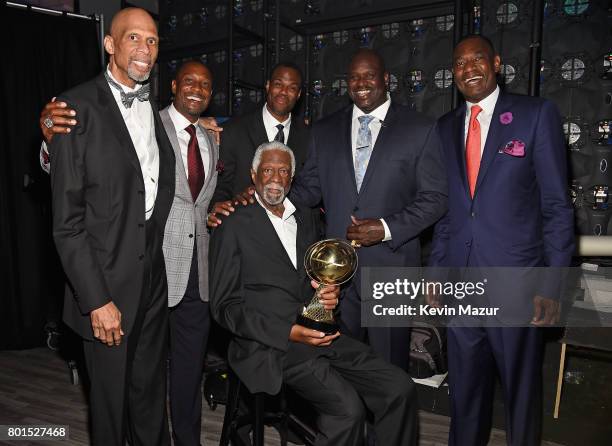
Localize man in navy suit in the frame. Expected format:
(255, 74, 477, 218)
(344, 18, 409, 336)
(290, 49, 448, 370)
(429, 35, 574, 445)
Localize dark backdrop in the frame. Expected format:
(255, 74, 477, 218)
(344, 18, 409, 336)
(0, 4, 100, 350)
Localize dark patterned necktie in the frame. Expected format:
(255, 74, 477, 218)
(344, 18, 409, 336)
(185, 124, 205, 201)
(274, 124, 285, 143)
(104, 71, 150, 108)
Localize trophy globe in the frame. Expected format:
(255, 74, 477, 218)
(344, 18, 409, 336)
(297, 239, 358, 334)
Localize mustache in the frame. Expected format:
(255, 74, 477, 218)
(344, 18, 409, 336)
(264, 184, 284, 193)
(128, 56, 152, 65)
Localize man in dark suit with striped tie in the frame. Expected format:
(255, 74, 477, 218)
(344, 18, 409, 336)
(208, 62, 310, 223)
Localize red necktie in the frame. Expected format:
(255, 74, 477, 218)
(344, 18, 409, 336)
(185, 124, 205, 201)
(465, 105, 482, 198)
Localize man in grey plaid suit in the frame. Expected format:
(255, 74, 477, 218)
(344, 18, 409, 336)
(159, 60, 218, 446)
(40, 60, 218, 446)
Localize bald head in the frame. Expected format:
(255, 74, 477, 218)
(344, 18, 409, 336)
(109, 7, 156, 38)
(349, 48, 386, 74)
(104, 7, 159, 87)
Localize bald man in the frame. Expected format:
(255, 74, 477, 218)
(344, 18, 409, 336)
(48, 8, 175, 445)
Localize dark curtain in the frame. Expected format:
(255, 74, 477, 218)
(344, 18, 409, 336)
(0, 4, 101, 350)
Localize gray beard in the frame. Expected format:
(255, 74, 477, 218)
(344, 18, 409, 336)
(263, 185, 285, 206)
(128, 63, 151, 82)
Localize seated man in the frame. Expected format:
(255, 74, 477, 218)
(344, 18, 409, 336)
(209, 141, 417, 446)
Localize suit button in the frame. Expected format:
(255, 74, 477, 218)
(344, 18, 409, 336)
(471, 212, 476, 218)
(137, 190, 144, 195)
(465, 240, 472, 246)
(353, 206, 359, 212)
(138, 254, 144, 260)
(189, 234, 194, 238)
(138, 223, 144, 228)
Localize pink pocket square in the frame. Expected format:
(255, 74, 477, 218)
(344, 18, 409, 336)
(500, 139, 525, 157)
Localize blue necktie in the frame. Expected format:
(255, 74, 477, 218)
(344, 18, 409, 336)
(355, 114, 374, 192)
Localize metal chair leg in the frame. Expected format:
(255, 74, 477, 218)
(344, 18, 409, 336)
(253, 393, 265, 446)
(220, 373, 241, 446)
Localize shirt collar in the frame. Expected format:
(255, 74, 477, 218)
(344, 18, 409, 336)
(106, 65, 141, 93)
(255, 192, 296, 221)
(466, 85, 500, 117)
(262, 103, 291, 128)
(168, 102, 199, 134)
(352, 93, 391, 123)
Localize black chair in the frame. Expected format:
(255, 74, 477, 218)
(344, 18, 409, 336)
(219, 369, 316, 446)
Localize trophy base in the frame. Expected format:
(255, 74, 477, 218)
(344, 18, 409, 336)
(296, 314, 339, 335)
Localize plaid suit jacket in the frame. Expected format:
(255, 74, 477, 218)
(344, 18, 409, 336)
(160, 106, 219, 306)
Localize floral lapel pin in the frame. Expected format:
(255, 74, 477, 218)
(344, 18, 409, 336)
(499, 111, 513, 125)
(216, 159, 225, 174)
(500, 139, 525, 157)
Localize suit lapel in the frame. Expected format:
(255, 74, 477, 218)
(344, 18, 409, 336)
(249, 109, 269, 149)
(453, 103, 470, 198)
(294, 207, 309, 282)
(160, 108, 190, 195)
(338, 107, 358, 194)
(252, 203, 297, 271)
(357, 102, 398, 196)
(95, 75, 143, 182)
(153, 105, 175, 187)
(286, 116, 300, 148)
(473, 93, 511, 197)
(196, 128, 218, 203)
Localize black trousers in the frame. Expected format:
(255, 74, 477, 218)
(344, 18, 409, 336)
(283, 335, 418, 446)
(169, 246, 211, 446)
(83, 216, 170, 446)
(339, 283, 412, 371)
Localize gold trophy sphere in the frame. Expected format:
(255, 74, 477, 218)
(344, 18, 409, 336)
(304, 239, 358, 285)
(298, 239, 358, 334)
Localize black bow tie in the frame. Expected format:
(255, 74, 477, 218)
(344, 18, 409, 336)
(104, 71, 150, 108)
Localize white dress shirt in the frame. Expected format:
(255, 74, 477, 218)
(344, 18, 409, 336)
(167, 103, 210, 181)
(262, 104, 292, 142)
(464, 85, 500, 154)
(350, 93, 392, 241)
(256, 193, 298, 269)
(106, 68, 159, 220)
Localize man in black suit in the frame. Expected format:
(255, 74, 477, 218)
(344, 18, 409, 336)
(208, 62, 310, 224)
(209, 142, 417, 446)
(290, 49, 448, 370)
(39, 61, 218, 446)
(49, 8, 175, 445)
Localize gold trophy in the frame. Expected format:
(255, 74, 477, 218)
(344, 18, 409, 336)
(297, 239, 358, 334)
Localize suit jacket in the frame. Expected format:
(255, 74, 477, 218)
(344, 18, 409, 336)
(209, 202, 317, 395)
(429, 92, 574, 270)
(212, 107, 309, 203)
(160, 106, 219, 306)
(290, 102, 448, 276)
(49, 73, 175, 340)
